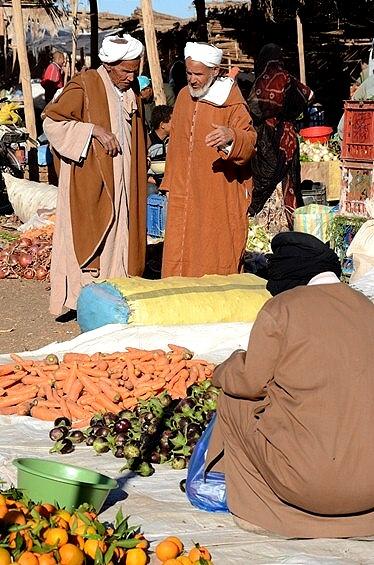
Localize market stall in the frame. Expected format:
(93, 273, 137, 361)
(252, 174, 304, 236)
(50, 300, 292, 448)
(0, 324, 373, 564)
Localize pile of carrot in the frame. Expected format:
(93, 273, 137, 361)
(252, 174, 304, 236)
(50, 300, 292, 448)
(0, 345, 215, 426)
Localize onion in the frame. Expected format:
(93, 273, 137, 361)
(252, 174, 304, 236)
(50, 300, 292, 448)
(18, 253, 33, 267)
(35, 266, 48, 280)
(8, 253, 19, 267)
(28, 245, 39, 255)
(0, 267, 9, 279)
(19, 237, 32, 248)
(23, 268, 35, 280)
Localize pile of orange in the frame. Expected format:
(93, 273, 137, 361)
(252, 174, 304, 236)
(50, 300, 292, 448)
(0, 490, 150, 564)
(155, 537, 213, 564)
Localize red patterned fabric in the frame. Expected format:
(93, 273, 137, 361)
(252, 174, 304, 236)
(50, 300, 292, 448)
(248, 61, 311, 227)
(41, 62, 64, 89)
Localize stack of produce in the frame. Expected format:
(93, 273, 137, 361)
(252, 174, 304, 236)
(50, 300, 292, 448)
(246, 221, 272, 254)
(0, 347, 215, 424)
(48, 380, 219, 476)
(154, 538, 213, 564)
(0, 488, 150, 564)
(0, 489, 214, 564)
(0, 229, 52, 280)
(300, 140, 339, 162)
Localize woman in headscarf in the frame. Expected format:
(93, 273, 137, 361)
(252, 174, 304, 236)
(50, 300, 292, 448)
(206, 232, 374, 538)
(248, 44, 312, 229)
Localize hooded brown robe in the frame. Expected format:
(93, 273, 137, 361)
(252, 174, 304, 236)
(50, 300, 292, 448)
(161, 79, 256, 278)
(43, 67, 147, 314)
(207, 282, 374, 538)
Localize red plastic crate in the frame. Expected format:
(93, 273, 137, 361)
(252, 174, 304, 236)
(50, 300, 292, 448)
(340, 160, 374, 217)
(341, 100, 374, 161)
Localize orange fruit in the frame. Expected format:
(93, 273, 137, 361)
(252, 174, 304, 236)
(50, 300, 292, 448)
(3, 509, 27, 525)
(83, 539, 106, 560)
(42, 504, 56, 515)
(0, 505, 8, 519)
(0, 548, 12, 565)
(37, 553, 57, 565)
(22, 530, 33, 551)
(43, 527, 69, 548)
(18, 552, 39, 565)
(163, 560, 180, 565)
(165, 537, 184, 553)
(55, 509, 71, 523)
(136, 538, 149, 550)
(0, 494, 6, 506)
(59, 543, 84, 565)
(125, 547, 148, 565)
(155, 540, 180, 561)
(188, 546, 211, 562)
(51, 516, 69, 530)
(177, 558, 193, 565)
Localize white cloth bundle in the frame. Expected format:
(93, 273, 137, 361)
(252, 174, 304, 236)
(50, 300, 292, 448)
(184, 42, 223, 67)
(99, 34, 144, 63)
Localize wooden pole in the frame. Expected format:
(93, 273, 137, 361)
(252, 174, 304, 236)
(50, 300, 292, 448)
(11, 0, 38, 179)
(71, 0, 78, 76)
(89, 0, 99, 69)
(0, 7, 5, 75)
(296, 13, 306, 84)
(140, 0, 166, 105)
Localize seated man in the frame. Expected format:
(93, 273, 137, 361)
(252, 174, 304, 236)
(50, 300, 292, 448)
(207, 232, 374, 538)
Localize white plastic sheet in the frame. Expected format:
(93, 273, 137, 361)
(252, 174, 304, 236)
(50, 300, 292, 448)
(0, 323, 373, 564)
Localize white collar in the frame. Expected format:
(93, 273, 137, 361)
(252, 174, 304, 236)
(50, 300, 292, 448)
(199, 76, 234, 106)
(307, 272, 341, 286)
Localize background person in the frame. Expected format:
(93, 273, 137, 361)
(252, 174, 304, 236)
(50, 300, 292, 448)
(161, 41, 256, 278)
(41, 51, 66, 104)
(138, 75, 175, 131)
(247, 43, 313, 229)
(43, 34, 147, 317)
(207, 232, 374, 538)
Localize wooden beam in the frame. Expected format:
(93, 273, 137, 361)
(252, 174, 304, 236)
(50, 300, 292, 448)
(141, 0, 166, 105)
(296, 13, 306, 83)
(11, 0, 38, 180)
(71, 0, 78, 76)
(90, 0, 99, 68)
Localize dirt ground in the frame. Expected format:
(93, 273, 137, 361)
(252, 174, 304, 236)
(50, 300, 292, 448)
(0, 278, 80, 354)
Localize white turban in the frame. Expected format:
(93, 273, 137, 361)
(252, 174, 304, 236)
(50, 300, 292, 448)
(99, 34, 144, 63)
(184, 42, 223, 68)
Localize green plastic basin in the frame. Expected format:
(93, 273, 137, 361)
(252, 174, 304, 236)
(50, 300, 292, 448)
(13, 458, 118, 512)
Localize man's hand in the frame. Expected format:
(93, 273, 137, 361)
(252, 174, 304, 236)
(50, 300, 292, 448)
(205, 123, 234, 149)
(92, 125, 121, 157)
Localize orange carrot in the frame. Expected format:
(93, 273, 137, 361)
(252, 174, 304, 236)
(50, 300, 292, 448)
(98, 381, 121, 403)
(79, 366, 109, 379)
(69, 379, 84, 403)
(77, 372, 101, 397)
(59, 396, 71, 419)
(66, 400, 87, 421)
(121, 397, 138, 409)
(94, 395, 121, 413)
(0, 364, 18, 377)
(30, 405, 62, 420)
(0, 375, 25, 388)
(10, 354, 34, 366)
(21, 375, 49, 386)
(0, 386, 38, 407)
(63, 353, 91, 364)
(72, 418, 91, 429)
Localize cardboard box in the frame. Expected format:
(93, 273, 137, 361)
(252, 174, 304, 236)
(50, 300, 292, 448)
(301, 160, 341, 201)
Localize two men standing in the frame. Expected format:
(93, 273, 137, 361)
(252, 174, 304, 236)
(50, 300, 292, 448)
(44, 37, 255, 316)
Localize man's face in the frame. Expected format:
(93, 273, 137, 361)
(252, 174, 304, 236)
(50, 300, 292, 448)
(56, 53, 65, 67)
(140, 85, 153, 101)
(105, 58, 140, 91)
(185, 58, 219, 98)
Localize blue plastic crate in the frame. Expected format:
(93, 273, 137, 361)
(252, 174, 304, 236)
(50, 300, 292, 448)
(147, 193, 167, 238)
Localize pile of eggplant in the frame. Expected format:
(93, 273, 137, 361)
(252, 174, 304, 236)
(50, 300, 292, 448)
(49, 380, 219, 476)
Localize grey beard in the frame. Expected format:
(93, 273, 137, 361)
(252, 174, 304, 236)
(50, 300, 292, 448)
(188, 75, 215, 99)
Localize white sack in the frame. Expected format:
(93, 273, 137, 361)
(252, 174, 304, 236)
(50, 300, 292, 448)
(3, 172, 57, 224)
